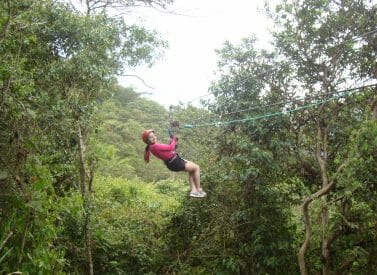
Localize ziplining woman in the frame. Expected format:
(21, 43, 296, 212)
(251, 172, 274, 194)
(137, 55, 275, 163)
(142, 129, 206, 198)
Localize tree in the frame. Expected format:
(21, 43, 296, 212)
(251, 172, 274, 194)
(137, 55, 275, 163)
(0, 0, 169, 272)
(169, 0, 377, 273)
(270, 0, 376, 273)
(69, 0, 173, 15)
(160, 37, 299, 274)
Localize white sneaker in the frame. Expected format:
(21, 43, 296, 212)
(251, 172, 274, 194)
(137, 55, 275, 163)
(199, 190, 207, 196)
(189, 191, 205, 198)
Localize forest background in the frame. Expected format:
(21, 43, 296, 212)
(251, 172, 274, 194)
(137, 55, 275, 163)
(0, 0, 376, 274)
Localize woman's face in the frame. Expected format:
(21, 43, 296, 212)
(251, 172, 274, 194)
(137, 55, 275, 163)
(147, 132, 157, 144)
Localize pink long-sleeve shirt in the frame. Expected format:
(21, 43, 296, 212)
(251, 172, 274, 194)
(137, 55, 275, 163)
(149, 137, 177, 161)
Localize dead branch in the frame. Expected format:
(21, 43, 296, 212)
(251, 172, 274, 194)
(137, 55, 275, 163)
(0, 231, 13, 253)
(17, 209, 31, 269)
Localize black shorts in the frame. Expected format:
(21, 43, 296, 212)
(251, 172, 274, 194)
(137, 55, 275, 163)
(165, 154, 187, 172)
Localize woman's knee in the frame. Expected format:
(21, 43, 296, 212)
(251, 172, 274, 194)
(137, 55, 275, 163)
(185, 161, 199, 172)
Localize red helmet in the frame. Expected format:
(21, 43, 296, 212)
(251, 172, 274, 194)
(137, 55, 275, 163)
(142, 129, 154, 143)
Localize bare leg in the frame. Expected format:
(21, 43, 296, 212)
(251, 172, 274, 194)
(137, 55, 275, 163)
(184, 161, 202, 192)
(188, 172, 197, 192)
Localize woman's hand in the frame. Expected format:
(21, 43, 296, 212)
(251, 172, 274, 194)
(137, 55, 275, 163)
(167, 128, 173, 138)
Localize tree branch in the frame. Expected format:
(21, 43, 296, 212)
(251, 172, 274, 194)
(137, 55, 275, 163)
(148, 4, 197, 18)
(118, 74, 155, 89)
(17, 209, 32, 269)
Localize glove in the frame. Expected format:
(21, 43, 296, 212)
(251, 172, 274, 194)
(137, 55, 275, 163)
(167, 128, 173, 138)
(173, 135, 178, 149)
(169, 136, 178, 144)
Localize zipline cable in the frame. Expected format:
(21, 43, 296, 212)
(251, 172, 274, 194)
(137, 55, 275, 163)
(184, 81, 377, 124)
(182, 83, 377, 128)
(136, 82, 376, 127)
(120, 29, 377, 127)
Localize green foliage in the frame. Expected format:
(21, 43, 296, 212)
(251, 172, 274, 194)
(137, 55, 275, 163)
(185, 1, 377, 273)
(331, 120, 377, 273)
(90, 176, 185, 274)
(0, 0, 170, 272)
(1, 0, 376, 273)
(164, 103, 218, 168)
(92, 85, 174, 181)
(0, 174, 83, 274)
(162, 171, 298, 274)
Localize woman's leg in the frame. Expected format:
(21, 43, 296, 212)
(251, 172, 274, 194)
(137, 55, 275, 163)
(188, 172, 197, 192)
(184, 161, 202, 192)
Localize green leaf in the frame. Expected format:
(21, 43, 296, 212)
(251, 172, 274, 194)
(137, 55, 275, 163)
(27, 109, 37, 119)
(0, 171, 8, 180)
(0, 247, 14, 264)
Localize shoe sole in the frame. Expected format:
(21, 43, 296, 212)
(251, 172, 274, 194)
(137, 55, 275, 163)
(189, 193, 206, 198)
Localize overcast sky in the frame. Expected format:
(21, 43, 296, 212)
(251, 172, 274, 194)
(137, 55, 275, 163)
(119, 0, 274, 108)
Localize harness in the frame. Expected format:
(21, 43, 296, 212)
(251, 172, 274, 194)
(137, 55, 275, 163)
(165, 154, 178, 165)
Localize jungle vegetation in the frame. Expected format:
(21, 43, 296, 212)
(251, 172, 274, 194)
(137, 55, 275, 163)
(0, 0, 376, 274)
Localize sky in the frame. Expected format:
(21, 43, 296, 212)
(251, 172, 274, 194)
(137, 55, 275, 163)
(119, 0, 274, 108)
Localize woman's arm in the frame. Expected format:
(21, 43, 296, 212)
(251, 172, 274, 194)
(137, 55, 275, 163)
(152, 136, 177, 151)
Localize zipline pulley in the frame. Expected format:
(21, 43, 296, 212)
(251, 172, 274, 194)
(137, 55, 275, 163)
(168, 105, 180, 150)
(168, 105, 180, 135)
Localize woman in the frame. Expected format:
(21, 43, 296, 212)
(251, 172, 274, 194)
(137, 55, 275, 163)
(142, 129, 206, 198)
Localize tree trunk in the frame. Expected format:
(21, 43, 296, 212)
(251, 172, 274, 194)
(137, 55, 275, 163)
(321, 204, 330, 275)
(298, 160, 348, 275)
(77, 123, 94, 275)
(316, 121, 330, 275)
(78, 124, 87, 196)
(299, 111, 333, 275)
(83, 199, 93, 275)
(371, 95, 377, 121)
(298, 181, 336, 275)
(298, 197, 311, 275)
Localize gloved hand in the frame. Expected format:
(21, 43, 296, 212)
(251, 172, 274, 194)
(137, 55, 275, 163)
(167, 128, 173, 139)
(169, 136, 178, 144)
(173, 136, 178, 149)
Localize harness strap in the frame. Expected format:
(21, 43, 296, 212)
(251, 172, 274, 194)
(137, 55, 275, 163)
(165, 154, 178, 164)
